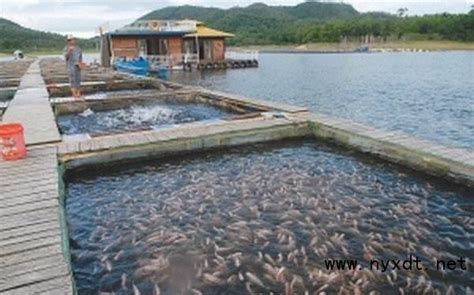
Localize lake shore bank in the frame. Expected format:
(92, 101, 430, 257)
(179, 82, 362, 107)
(230, 40, 474, 53)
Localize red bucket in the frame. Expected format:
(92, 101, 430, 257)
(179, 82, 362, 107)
(0, 123, 27, 161)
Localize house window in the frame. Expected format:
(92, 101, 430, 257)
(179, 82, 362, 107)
(147, 38, 169, 55)
(138, 39, 147, 56)
(158, 39, 168, 55)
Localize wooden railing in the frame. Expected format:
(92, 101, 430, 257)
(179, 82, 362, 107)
(225, 50, 259, 61)
(147, 53, 199, 67)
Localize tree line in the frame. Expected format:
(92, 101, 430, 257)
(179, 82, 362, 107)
(228, 10, 474, 45)
(1, 3, 473, 52)
(0, 18, 96, 53)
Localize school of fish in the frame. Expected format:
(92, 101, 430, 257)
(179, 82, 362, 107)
(66, 140, 473, 294)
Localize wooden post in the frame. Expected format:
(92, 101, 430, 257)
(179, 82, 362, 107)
(195, 35, 200, 63)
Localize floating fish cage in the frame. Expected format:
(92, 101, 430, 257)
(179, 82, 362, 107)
(52, 88, 266, 138)
(64, 139, 472, 294)
(0, 87, 16, 107)
(57, 95, 473, 294)
(56, 99, 239, 137)
(0, 88, 16, 118)
(0, 88, 16, 101)
(22, 57, 471, 295)
(0, 59, 33, 87)
(0, 59, 33, 117)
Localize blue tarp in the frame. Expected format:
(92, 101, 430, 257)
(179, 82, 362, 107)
(113, 57, 149, 75)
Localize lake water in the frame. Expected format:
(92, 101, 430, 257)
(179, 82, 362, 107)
(167, 52, 474, 149)
(66, 139, 473, 295)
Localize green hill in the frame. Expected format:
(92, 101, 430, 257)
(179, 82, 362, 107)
(1, 2, 472, 51)
(139, 2, 474, 45)
(140, 2, 360, 44)
(0, 18, 96, 53)
(141, 2, 359, 22)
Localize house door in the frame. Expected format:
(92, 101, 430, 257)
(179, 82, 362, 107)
(199, 42, 205, 60)
(199, 39, 212, 61)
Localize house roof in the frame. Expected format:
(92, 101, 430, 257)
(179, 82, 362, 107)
(184, 25, 234, 38)
(108, 20, 233, 38)
(108, 31, 187, 37)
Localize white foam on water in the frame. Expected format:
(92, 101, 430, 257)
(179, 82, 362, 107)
(79, 108, 94, 117)
(96, 104, 177, 129)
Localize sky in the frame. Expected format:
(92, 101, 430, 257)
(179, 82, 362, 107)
(1, 0, 473, 38)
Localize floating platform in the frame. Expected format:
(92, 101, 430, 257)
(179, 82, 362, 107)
(0, 57, 473, 294)
(192, 59, 259, 71)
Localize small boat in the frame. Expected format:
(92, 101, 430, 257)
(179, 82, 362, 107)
(113, 57, 149, 75)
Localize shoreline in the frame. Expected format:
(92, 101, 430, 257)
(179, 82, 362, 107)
(230, 41, 474, 53)
(2, 41, 473, 58)
(2, 41, 473, 59)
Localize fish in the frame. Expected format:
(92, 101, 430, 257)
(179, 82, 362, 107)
(246, 272, 265, 288)
(132, 284, 141, 295)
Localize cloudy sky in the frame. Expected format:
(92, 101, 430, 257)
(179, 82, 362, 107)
(1, 0, 473, 38)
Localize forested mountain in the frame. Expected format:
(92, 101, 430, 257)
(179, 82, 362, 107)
(0, 18, 96, 52)
(140, 2, 474, 45)
(140, 2, 361, 44)
(1, 1, 473, 52)
(141, 2, 359, 22)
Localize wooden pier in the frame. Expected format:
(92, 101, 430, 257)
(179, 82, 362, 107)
(0, 61, 73, 294)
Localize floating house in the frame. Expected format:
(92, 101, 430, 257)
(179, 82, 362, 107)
(105, 20, 239, 68)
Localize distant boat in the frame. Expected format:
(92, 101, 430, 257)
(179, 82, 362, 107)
(113, 57, 149, 75)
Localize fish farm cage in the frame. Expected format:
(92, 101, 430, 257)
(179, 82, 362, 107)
(0, 57, 472, 295)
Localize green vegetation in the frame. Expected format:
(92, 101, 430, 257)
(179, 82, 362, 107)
(0, 18, 96, 53)
(1, 1, 473, 52)
(141, 1, 474, 46)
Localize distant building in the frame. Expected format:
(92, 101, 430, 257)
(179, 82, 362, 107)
(105, 20, 234, 67)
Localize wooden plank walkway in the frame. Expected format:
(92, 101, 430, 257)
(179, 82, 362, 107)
(0, 146, 73, 294)
(0, 60, 74, 294)
(301, 112, 474, 186)
(3, 61, 61, 145)
(196, 88, 309, 113)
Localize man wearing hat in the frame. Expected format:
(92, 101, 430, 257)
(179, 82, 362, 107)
(64, 34, 83, 99)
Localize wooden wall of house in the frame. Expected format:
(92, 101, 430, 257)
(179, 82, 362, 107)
(212, 39, 225, 61)
(168, 36, 183, 63)
(111, 37, 138, 58)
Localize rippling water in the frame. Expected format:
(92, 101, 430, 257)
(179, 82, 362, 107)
(66, 140, 473, 294)
(167, 52, 474, 149)
(57, 102, 233, 135)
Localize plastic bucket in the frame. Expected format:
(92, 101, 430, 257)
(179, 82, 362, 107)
(0, 123, 27, 161)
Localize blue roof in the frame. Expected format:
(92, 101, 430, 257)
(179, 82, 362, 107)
(107, 31, 188, 37)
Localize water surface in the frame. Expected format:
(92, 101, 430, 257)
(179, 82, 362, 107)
(0, 89, 15, 102)
(57, 101, 233, 135)
(168, 52, 474, 149)
(66, 140, 473, 294)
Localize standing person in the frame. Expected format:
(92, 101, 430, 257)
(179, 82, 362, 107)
(64, 34, 83, 99)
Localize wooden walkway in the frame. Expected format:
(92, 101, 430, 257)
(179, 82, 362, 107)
(0, 60, 73, 294)
(3, 61, 61, 145)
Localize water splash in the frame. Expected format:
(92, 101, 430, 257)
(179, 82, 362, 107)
(58, 102, 233, 135)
